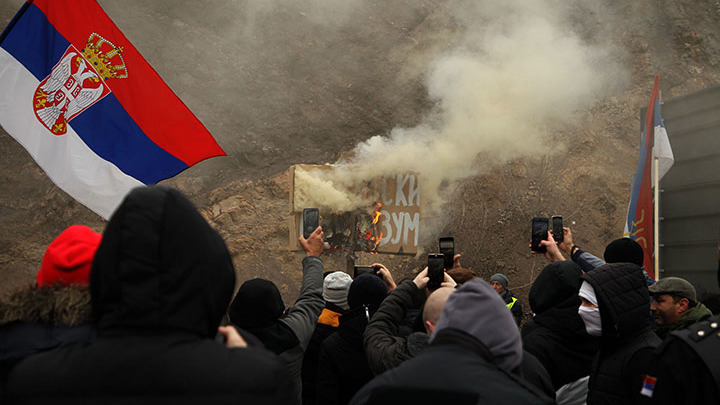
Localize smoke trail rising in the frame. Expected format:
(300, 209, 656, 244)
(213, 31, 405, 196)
(294, 0, 626, 216)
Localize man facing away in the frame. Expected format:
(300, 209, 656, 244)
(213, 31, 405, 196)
(4, 185, 293, 404)
(228, 224, 325, 404)
(350, 278, 553, 405)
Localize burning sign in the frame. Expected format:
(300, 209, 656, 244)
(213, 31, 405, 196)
(288, 165, 421, 255)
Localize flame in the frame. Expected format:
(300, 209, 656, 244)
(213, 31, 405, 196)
(371, 202, 383, 225)
(372, 232, 384, 251)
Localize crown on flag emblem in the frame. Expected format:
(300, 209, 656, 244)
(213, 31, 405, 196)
(81, 33, 127, 80)
(33, 33, 128, 135)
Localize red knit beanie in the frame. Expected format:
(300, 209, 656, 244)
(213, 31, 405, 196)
(36, 225, 102, 287)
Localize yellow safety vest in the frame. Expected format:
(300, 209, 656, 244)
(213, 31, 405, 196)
(506, 297, 517, 310)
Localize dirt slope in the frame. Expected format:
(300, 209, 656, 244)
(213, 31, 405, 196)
(1, 1, 719, 315)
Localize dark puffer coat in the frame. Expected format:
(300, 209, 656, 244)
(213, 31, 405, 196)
(581, 262, 661, 405)
(522, 261, 598, 390)
(4, 186, 293, 405)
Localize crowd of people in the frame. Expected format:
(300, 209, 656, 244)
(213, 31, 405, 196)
(0, 185, 719, 404)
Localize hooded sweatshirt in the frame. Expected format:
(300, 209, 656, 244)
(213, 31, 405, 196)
(349, 278, 552, 405)
(432, 278, 523, 372)
(522, 261, 598, 390)
(5, 185, 293, 404)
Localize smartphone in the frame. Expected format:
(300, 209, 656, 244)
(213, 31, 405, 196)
(303, 208, 319, 239)
(427, 253, 445, 290)
(439, 237, 455, 270)
(531, 217, 549, 253)
(551, 215, 563, 243)
(354, 265, 381, 279)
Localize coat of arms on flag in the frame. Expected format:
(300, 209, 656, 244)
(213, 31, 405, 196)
(34, 34, 124, 135)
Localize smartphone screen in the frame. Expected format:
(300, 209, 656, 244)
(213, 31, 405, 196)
(531, 217, 549, 253)
(551, 215, 563, 243)
(439, 237, 455, 270)
(427, 253, 445, 290)
(354, 266, 376, 278)
(303, 208, 319, 239)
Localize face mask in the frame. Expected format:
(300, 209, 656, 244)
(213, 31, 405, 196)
(578, 305, 602, 336)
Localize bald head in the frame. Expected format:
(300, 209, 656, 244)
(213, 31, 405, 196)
(422, 287, 455, 334)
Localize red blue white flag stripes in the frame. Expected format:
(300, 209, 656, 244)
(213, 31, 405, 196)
(0, 0, 225, 218)
(624, 75, 674, 279)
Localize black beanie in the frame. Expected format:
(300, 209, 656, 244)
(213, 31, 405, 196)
(229, 278, 285, 328)
(347, 274, 387, 313)
(604, 238, 644, 267)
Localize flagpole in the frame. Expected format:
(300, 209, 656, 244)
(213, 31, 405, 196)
(654, 155, 660, 281)
(654, 89, 662, 281)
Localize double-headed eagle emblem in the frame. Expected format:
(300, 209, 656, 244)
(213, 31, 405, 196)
(33, 33, 127, 135)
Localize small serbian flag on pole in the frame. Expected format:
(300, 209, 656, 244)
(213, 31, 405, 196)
(0, 0, 225, 219)
(623, 75, 674, 279)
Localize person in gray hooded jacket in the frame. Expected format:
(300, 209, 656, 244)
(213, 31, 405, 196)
(228, 226, 325, 404)
(350, 278, 553, 405)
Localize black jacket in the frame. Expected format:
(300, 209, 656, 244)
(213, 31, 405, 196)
(644, 314, 720, 405)
(522, 261, 598, 390)
(363, 280, 427, 376)
(581, 263, 661, 405)
(317, 308, 374, 405)
(4, 186, 293, 405)
(350, 329, 553, 405)
(302, 303, 345, 405)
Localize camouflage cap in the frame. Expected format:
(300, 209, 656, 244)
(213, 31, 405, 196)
(648, 277, 697, 302)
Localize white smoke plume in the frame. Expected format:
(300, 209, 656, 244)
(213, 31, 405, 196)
(294, 0, 626, 215)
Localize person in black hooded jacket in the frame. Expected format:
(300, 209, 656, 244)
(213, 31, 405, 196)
(522, 261, 598, 393)
(316, 274, 388, 405)
(579, 262, 661, 405)
(4, 185, 293, 405)
(228, 225, 325, 404)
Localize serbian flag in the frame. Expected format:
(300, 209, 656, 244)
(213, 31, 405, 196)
(624, 75, 674, 279)
(0, 0, 225, 219)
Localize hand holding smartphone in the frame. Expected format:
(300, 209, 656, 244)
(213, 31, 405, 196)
(303, 208, 319, 239)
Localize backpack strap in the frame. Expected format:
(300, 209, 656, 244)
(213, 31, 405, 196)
(670, 314, 720, 388)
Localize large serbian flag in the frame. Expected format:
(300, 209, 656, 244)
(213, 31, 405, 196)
(624, 75, 674, 279)
(0, 0, 225, 219)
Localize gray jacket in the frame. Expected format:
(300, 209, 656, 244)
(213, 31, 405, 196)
(280, 256, 325, 403)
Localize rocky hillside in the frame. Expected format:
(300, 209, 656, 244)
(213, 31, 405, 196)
(1, 0, 719, 317)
